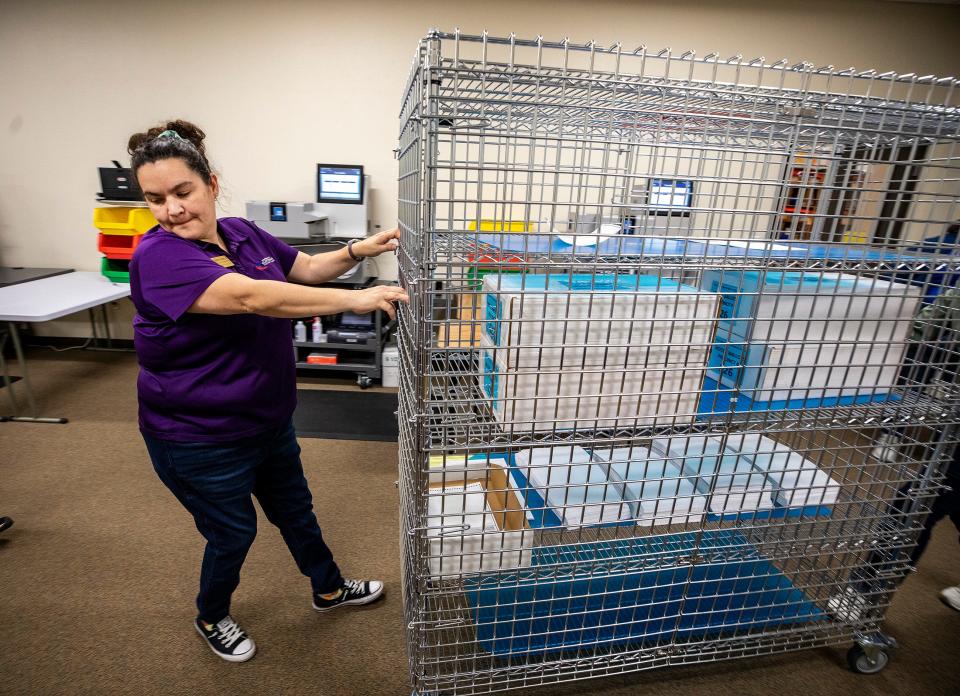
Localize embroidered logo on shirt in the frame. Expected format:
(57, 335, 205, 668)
(256, 256, 276, 270)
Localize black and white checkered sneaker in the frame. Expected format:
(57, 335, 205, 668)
(194, 615, 256, 662)
(312, 579, 384, 612)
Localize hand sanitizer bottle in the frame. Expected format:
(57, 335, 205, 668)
(294, 320, 307, 343)
(311, 317, 323, 343)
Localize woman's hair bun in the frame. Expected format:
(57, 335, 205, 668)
(126, 119, 213, 185)
(127, 119, 207, 158)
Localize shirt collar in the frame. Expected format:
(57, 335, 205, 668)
(216, 220, 248, 254)
(155, 218, 248, 253)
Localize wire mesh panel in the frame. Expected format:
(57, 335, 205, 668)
(396, 29, 960, 695)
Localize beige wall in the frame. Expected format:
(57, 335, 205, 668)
(2, 0, 959, 337)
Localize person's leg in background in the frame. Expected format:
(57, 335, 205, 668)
(831, 448, 960, 620)
(143, 434, 260, 662)
(253, 419, 384, 611)
(930, 473, 960, 611)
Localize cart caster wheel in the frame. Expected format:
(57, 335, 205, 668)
(847, 644, 889, 674)
(358, 376, 373, 389)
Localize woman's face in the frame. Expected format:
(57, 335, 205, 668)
(138, 158, 219, 243)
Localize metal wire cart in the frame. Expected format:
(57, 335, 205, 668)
(395, 29, 960, 695)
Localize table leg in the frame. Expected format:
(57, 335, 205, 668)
(88, 308, 100, 347)
(2, 321, 68, 424)
(101, 304, 114, 349)
(0, 330, 19, 417)
(85, 303, 131, 353)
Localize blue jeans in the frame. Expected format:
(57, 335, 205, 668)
(143, 419, 343, 623)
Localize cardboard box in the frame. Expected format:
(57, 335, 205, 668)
(709, 339, 903, 404)
(437, 321, 483, 348)
(478, 273, 718, 430)
(733, 433, 841, 509)
(426, 464, 532, 576)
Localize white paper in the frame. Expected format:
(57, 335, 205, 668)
(556, 223, 622, 247)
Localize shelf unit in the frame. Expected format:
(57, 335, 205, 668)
(292, 285, 395, 388)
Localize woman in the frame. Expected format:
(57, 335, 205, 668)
(127, 120, 408, 662)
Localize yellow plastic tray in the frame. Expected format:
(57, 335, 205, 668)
(93, 207, 157, 235)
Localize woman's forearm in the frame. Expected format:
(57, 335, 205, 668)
(242, 279, 357, 318)
(189, 271, 406, 319)
(307, 246, 360, 283)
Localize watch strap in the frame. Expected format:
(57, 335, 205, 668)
(346, 239, 362, 262)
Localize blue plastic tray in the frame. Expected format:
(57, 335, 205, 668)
(504, 451, 829, 526)
(463, 530, 825, 656)
(697, 376, 900, 416)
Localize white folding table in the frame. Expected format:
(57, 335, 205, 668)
(0, 271, 131, 423)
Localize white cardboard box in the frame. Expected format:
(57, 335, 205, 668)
(709, 338, 906, 403)
(478, 273, 717, 430)
(425, 464, 532, 576)
(700, 269, 922, 344)
(733, 433, 841, 508)
(483, 273, 719, 350)
(483, 356, 708, 430)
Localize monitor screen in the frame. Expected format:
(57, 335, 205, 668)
(648, 178, 693, 214)
(339, 311, 373, 327)
(317, 164, 364, 204)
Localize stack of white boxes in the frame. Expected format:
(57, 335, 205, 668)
(700, 269, 922, 409)
(481, 274, 720, 430)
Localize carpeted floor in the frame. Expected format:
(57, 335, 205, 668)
(1, 349, 958, 696)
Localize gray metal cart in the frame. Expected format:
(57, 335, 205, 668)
(396, 29, 960, 695)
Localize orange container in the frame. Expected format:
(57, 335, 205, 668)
(98, 232, 144, 260)
(306, 353, 338, 365)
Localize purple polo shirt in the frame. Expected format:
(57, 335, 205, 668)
(130, 217, 300, 442)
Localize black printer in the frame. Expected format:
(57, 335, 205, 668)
(326, 311, 377, 344)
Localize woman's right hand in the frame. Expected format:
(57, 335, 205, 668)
(349, 285, 410, 320)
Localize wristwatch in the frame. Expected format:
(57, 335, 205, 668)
(346, 239, 362, 262)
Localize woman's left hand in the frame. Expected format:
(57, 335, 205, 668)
(354, 228, 400, 258)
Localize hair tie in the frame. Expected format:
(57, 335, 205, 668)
(157, 129, 185, 141)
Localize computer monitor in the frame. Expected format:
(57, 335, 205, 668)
(317, 164, 364, 204)
(648, 178, 693, 216)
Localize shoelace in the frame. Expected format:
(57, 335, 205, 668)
(215, 618, 245, 649)
(342, 579, 365, 598)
